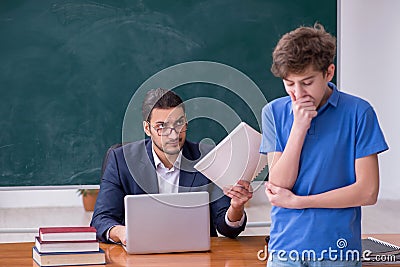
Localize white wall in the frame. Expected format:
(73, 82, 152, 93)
(0, 189, 82, 208)
(339, 0, 400, 199)
(0, 186, 98, 208)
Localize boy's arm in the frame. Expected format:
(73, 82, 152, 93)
(267, 93, 317, 190)
(266, 153, 379, 208)
(267, 126, 306, 189)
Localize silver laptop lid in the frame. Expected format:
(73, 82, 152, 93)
(124, 191, 210, 254)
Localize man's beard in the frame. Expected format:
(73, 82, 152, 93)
(153, 138, 183, 155)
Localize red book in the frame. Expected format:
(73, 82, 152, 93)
(35, 236, 99, 253)
(39, 226, 97, 242)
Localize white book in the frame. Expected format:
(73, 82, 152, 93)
(194, 122, 268, 189)
(35, 236, 100, 253)
(32, 246, 105, 266)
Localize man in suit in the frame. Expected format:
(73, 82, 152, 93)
(91, 88, 253, 244)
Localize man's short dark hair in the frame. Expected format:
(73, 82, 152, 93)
(142, 88, 185, 121)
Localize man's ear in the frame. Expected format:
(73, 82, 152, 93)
(325, 64, 335, 81)
(143, 121, 151, 137)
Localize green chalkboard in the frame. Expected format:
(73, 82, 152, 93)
(0, 0, 336, 186)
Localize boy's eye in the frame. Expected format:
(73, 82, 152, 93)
(285, 82, 294, 87)
(303, 81, 313, 86)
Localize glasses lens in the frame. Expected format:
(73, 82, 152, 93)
(159, 128, 171, 136)
(175, 123, 185, 131)
(158, 123, 187, 136)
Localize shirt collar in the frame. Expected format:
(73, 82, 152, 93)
(326, 82, 339, 107)
(289, 82, 339, 114)
(151, 143, 182, 171)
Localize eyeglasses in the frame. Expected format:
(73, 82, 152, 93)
(147, 119, 188, 136)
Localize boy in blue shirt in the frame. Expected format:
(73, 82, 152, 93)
(261, 23, 388, 267)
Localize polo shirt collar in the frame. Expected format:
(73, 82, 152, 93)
(326, 82, 339, 108)
(289, 82, 339, 114)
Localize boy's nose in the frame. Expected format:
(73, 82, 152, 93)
(294, 85, 306, 99)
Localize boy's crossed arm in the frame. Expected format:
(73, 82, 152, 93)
(265, 153, 379, 209)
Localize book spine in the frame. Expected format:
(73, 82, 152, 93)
(39, 226, 96, 234)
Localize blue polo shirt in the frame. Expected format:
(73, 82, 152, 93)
(260, 82, 388, 259)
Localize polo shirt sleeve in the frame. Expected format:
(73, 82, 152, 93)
(260, 104, 281, 154)
(355, 106, 389, 159)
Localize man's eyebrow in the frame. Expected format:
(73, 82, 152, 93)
(155, 115, 185, 125)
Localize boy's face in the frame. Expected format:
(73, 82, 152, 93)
(143, 107, 187, 156)
(283, 64, 335, 109)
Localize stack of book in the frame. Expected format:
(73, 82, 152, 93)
(32, 226, 105, 267)
(362, 237, 400, 265)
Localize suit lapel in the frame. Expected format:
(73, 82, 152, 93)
(179, 170, 196, 193)
(129, 140, 200, 193)
(125, 140, 159, 194)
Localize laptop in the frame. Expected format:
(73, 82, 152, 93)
(123, 191, 210, 254)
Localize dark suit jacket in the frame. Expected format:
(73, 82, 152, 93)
(90, 139, 246, 242)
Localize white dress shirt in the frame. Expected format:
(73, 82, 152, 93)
(152, 146, 181, 194)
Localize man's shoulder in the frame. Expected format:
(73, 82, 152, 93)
(109, 140, 148, 158)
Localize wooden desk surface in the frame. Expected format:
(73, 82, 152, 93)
(0, 234, 399, 267)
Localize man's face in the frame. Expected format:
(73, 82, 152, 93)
(143, 107, 187, 157)
(283, 64, 335, 109)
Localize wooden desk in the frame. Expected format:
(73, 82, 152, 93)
(0, 235, 399, 267)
